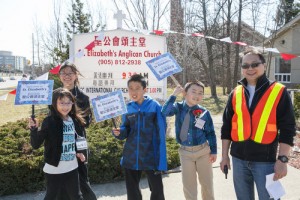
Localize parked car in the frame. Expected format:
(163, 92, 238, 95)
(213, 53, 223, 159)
(9, 76, 16, 80)
(0, 77, 5, 82)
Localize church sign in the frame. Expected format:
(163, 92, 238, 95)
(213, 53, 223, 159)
(69, 29, 167, 102)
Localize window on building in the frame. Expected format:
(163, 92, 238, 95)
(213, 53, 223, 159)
(275, 57, 291, 82)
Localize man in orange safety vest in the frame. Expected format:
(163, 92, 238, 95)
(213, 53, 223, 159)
(220, 47, 296, 200)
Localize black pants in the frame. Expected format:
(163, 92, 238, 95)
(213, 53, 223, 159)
(125, 168, 165, 200)
(45, 169, 83, 200)
(56, 162, 97, 200)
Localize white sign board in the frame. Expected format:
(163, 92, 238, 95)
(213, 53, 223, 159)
(91, 90, 127, 122)
(15, 80, 54, 105)
(146, 52, 182, 81)
(69, 29, 167, 102)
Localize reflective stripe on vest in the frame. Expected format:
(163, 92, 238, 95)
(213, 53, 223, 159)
(236, 85, 245, 141)
(231, 82, 285, 144)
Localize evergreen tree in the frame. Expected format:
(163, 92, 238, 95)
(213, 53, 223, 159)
(54, 0, 100, 62)
(283, 0, 300, 24)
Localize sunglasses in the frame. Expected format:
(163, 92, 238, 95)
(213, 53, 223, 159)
(241, 62, 262, 69)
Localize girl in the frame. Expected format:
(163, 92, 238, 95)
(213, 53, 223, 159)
(57, 62, 97, 200)
(29, 88, 86, 200)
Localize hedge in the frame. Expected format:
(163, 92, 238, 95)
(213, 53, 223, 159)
(0, 117, 180, 196)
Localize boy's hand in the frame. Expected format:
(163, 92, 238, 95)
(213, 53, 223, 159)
(28, 118, 39, 129)
(112, 128, 120, 136)
(172, 85, 184, 96)
(209, 154, 217, 163)
(76, 153, 86, 162)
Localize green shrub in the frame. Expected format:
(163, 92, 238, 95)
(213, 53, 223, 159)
(0, 118, 180, 196)
(48, 73, 62, 89)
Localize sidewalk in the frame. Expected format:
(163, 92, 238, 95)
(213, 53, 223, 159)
(1, 115, 300, 200)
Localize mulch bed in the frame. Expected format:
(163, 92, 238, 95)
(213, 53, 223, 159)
(288, 132, 300, 170)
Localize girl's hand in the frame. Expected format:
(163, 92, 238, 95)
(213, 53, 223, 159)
(76, 153, 86, 162)
(28, 118, 39, 129)
(209, 154, 217, 163)
(112, 128, 120, 136)
(172, 85, 184, 96)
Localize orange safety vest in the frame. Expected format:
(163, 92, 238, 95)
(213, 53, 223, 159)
(231, 82, 285, 144)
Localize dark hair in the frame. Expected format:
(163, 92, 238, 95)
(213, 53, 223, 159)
(240, 47, 266, 64)
(50, 88, 85, 126)
(59, 62, 81, 86)
(184, 81, 205, 92)
(127, 74, 147, 89)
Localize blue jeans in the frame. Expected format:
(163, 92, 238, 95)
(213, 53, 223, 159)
(232, 156, 275, 200)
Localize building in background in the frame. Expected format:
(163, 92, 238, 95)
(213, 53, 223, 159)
(0, 51, 27, 73)
(265, 14, 300, 87)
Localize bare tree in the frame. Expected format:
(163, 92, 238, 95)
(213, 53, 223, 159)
(232, 0, 242, 89)
(225, 0, 233, 94)
(41, 0, 105, 65)
(186, 0, 226, 98)
(85, 0, 107, 30)
(112, 0, 170, 30)
(42, 0, 66, 64)
(265, 1, 284, 77)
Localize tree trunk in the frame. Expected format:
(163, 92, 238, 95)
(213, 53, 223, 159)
(226, 0, 232, 94)
(233, 0, 242, 88)
(206, 40, 217, 98)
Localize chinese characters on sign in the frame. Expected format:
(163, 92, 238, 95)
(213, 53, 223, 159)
(90, 35, 147, 48)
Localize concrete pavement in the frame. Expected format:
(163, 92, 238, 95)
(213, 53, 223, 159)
(1, 114, 300, 200)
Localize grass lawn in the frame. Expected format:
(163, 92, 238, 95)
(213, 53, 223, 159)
(0, 89, 48, 126)
(167, 86, 228, 115)
(165, 86, 227, 136)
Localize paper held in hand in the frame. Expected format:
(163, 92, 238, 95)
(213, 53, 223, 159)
(15, 80, 54, 105)
(91, 90, 127, 122)
(146, 52, 182, 82)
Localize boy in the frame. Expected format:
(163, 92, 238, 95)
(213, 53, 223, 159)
(112, 74, 167, 200)
(162, 82, 217, 200)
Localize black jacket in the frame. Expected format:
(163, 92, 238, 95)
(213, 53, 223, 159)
(70, 86, 92, 128)
(221, 74, 296, 162)
(30, 116, 85, 167)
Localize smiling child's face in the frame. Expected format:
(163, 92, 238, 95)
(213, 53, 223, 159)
(128, 81, 146, 105)
(184, 84, 204, 107)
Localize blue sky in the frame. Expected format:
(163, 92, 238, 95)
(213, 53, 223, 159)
(0, 0, 114, 62)
(0, 0, 53, 60)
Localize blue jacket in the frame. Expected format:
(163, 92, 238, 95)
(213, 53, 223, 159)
(114, 96, 167, 171)
(162, 95, 217, 154)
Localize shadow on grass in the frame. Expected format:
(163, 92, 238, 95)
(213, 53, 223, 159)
(201, 96, 227, 115)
